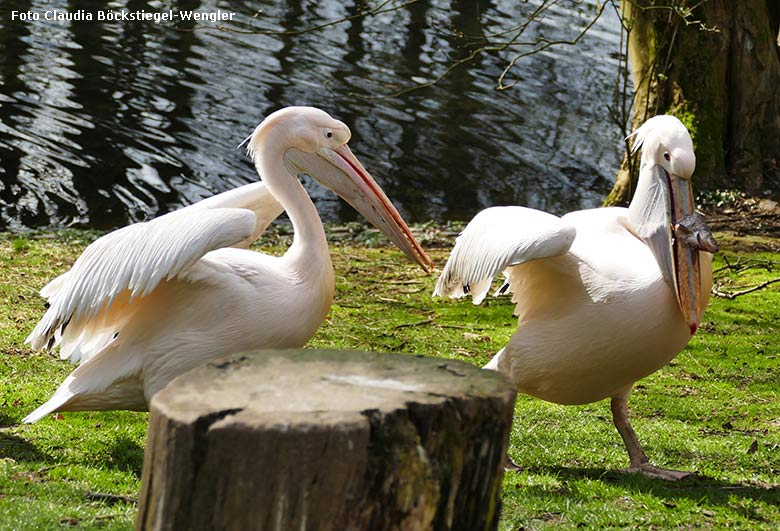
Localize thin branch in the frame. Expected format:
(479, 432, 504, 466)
(363, 279, 424, 285)
(712, 254, 780, 274)
(622, 0, 719, 32)
(86, 492, 138, 505)
(379, 0, 607, 98)
(607, 0, 629, 136)
(392, 317, 434, 329)
(35, 463, 68, 474)
(712, 278, 780, 299)
(433, 323, 495, 331)
(713, 254, 736, 274)
(377, 45, 493, 98)
(497, 0, 608, 90)
(482, 0, 560, 39)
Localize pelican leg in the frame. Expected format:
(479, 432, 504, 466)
(610, 396, 692, 481)
(484, 348, 521, 472)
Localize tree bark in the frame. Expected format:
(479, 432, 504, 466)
(136, 349, 516, 531)
(606, 0, 780, 206)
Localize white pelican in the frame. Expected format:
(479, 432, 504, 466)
(23, 106, 433, 423)
(434, 116, 718, 480)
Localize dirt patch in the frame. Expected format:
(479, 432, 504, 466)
(702, 196, 780, 253)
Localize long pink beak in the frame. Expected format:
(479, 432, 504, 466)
(289, 143, 433, 272)
(327, 145, 433, 272)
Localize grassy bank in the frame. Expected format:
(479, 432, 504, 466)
(1, 228, 779, 530)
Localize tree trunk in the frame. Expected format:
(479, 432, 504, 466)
(606, 0, 780, 206)
(136, 349, 516, 531)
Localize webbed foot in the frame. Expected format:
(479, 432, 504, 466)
(621, 463, 693, 481)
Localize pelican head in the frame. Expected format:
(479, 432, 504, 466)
(633, 115, 695, 180)
(627, 115, 707, 335)
(247, 107, 433, 272)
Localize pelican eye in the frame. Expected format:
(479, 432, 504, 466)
(325, 131, 333, 139)
(663, 152, 671, 161)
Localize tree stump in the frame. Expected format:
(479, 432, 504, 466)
(136, 349, 516, 531)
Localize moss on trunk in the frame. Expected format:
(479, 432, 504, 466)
(606, 0, 780, 206)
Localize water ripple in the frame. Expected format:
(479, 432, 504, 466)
(0, 0, 629, 229)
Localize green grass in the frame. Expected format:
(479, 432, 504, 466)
(1, 230, 779, 530)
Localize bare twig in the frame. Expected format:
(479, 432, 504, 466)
(713, 256, 780, 274)
(713, 254, 737, 274)
(497, 1, 609, 90)
(607, 0, 631, 136)
(35, 463, 68, 475)
(712, 278, 780, 299)
(376, 0, 610, 98)
(364, 279, 423, 285)
(433, 323, 493, 331)
(482, 0, 559, 40)
(393, 317, 434, 329)
(715, 262, 778, 275)
(712, 252, 780, 298)
(86, 492, 137, 505)
(622, 0, 720, 32)
(378, 45, 493, 98)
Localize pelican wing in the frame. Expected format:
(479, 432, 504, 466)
(434, 206, 576, 304)
(27, 182, 284, 354)
(193, 182, 283, 245)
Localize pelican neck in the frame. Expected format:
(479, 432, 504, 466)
(253, 145, 329, 259)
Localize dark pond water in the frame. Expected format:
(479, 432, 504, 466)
(0, 0, 628, 231)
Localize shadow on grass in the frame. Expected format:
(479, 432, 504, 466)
(0, 432, 53, 462)
(106, 435, 144, 477)
(0, 410, 19, 428)
(517, 465, 780, 508)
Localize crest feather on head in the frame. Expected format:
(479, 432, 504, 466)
(627, 115, 690, 154)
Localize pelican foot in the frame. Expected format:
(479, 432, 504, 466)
(504, 455, 524, 472)
(621, 463, 692, 481)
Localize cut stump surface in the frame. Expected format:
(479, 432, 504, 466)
(136, 349, 516, 531)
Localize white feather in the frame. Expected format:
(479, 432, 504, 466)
(22, 182, 285, 422)
(22, 107, 426, 424)
(436, 116, 713, 407)
(27, 206, 255, 350)
(433, 206, 576, 303)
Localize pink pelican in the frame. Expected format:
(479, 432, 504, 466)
(24, 106, 432, 423)
(434, 115, 718, 480)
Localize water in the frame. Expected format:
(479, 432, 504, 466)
(0, 0, 628, 231)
